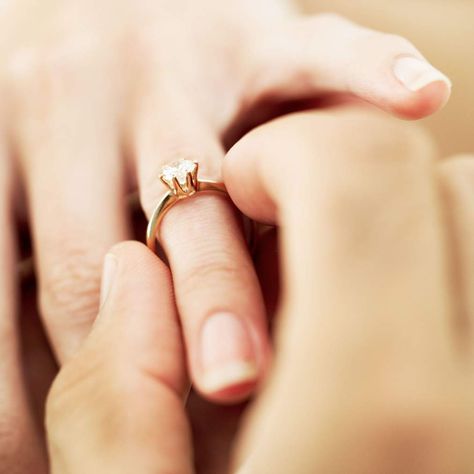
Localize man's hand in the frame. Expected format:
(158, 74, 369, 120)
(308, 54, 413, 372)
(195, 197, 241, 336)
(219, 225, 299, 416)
(46, 107, 474, 473)
(46, 242, 194, 474)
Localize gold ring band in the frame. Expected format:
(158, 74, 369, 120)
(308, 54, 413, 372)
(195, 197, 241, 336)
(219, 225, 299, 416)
(146, 160, 228, 252)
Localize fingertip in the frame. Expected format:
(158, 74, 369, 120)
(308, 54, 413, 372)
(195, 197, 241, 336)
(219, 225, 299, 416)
(389, 56, 452, 119)
(224, 137, 278, 225)
(199, 377, 259, 405)
(193, 311, 269, 404)
(348, 48, 452, 120)
(390, 80, 452, 120)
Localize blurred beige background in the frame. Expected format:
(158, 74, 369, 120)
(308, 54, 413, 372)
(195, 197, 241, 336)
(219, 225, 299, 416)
(299, 0, 474, 156)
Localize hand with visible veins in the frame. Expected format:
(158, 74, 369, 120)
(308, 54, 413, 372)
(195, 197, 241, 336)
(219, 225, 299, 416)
(46, 106, 474, 474)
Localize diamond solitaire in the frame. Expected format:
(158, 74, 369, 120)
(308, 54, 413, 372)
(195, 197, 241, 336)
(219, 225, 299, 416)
(148, 159, 228, 252)
(160, 159, 198, 196)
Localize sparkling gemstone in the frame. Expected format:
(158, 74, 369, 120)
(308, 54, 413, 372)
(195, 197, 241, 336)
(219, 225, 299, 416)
(161, 159, 196, 187)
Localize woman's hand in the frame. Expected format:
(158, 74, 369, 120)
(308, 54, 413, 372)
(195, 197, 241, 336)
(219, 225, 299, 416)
(46, 106, 473, 473)
(0, 0, 452, 404)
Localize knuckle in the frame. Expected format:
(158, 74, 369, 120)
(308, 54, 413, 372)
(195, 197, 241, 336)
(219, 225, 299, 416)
(160, 196, 249, 293)
(0, 413, 20, 453)
(177, 253, 248, 299)
(40, 243, 103, 328)
(371, 116, 436, 165)
(4, 35, 106, 95)
(300, 110, 436, 169)
(0, 412, 31, 469)
(311, 12, 353, 30)
(380, 32, 416, 51)
(276, 113, 438, 244)
(46, 34, 108, 78)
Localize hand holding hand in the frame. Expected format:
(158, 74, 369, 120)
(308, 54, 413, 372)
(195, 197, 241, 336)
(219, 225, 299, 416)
(0, 0, 452, 405)
(46, 106, 474, 473)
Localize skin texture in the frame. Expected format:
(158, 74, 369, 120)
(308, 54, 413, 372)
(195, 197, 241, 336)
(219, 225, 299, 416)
(299, 0, 474, 155)
(0, 0, 469, 472)
(0, 0, 451, 408)
(46, 107, 474, 473)
(224, 108, 474, 473)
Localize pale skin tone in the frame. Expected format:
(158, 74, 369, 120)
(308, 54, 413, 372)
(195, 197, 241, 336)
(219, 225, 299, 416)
(0, 0, 470, 471)
(46, 107, 474, 473)
(302, 0, 474, 155)
(0, 0, 451, 404)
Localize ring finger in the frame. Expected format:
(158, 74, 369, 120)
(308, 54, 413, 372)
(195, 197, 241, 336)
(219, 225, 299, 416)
(132, 77, 270, 403)
(12, 48, 130, 362)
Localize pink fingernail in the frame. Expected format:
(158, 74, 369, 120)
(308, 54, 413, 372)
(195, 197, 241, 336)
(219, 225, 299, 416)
(200, 312, 258, 393)
(393, 56, 452, 92)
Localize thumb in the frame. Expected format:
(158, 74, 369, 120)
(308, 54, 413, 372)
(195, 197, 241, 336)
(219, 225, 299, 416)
(248, 14, 451, 120)
(46, 241, 194, 474)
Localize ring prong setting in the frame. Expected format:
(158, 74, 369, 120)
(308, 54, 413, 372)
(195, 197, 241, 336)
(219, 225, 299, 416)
(160, 159, 199, 197)
(148, 159, 229, 252)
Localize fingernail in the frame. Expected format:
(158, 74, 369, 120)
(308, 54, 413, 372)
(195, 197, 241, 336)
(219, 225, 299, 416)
(393, 56, 452, 92)
(100, 253, 118, 308)
(200, 312, 259, 393)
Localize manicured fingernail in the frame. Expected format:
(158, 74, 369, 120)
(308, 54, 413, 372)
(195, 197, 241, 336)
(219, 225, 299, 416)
(200, 312, 259, 393)
(100, 253, 118, 308)
(393, 57, 452, 92)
